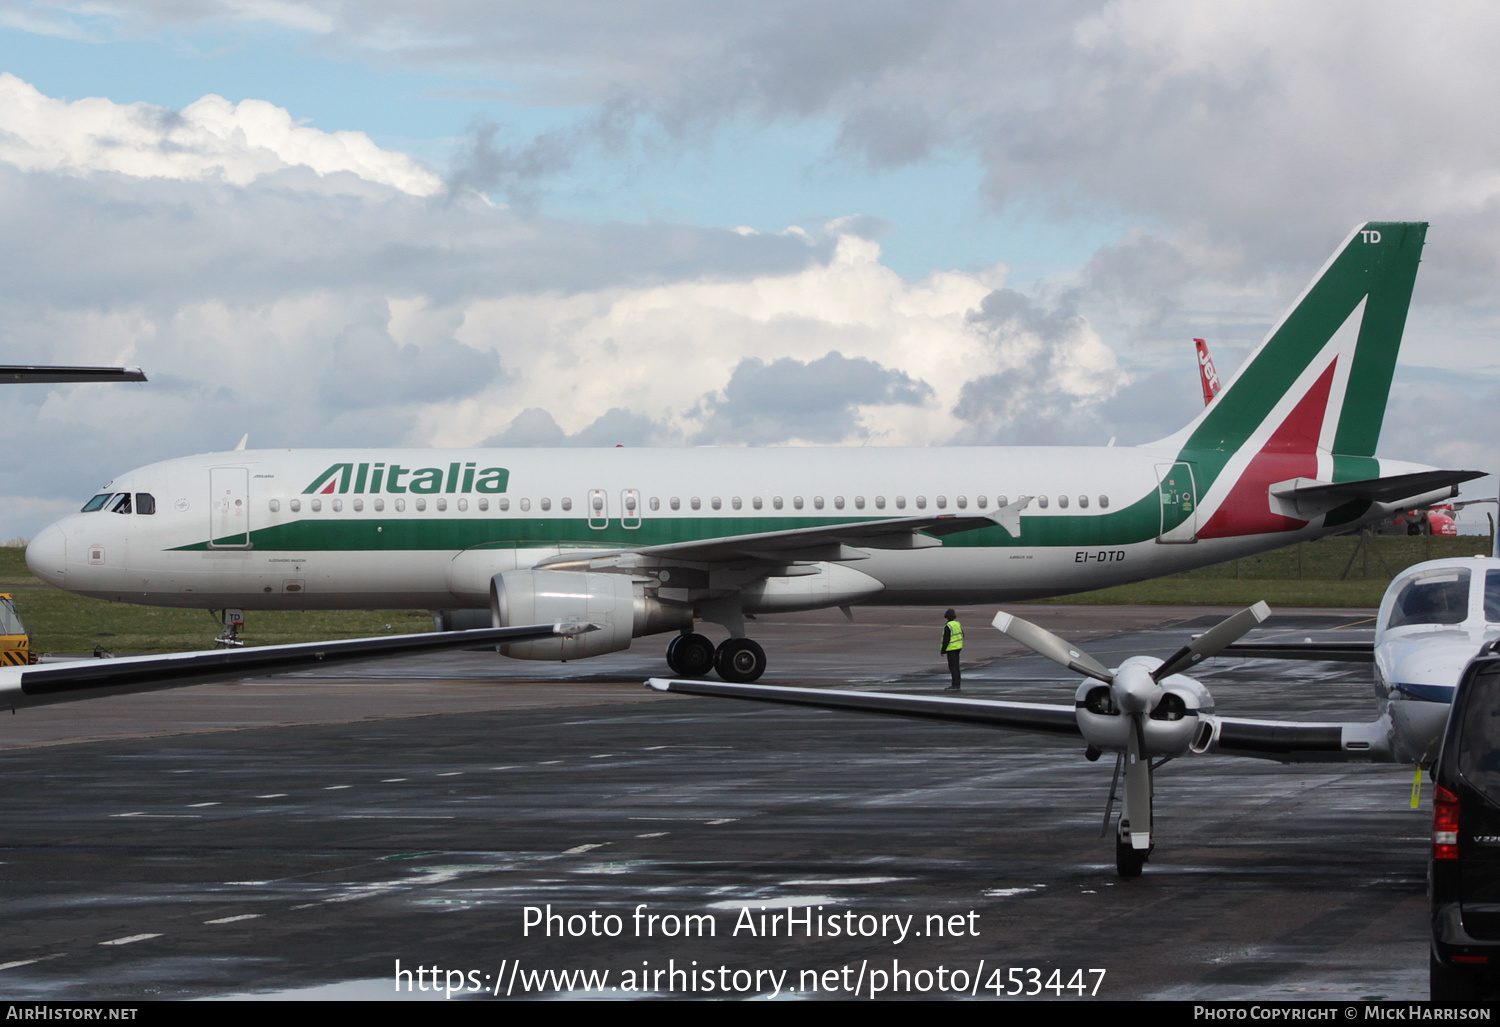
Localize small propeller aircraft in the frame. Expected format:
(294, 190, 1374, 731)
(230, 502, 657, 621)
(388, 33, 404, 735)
(649, 555, 1500, 878)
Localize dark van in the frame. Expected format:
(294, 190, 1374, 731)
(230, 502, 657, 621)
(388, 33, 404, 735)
(1430, 650, 1500, 1001)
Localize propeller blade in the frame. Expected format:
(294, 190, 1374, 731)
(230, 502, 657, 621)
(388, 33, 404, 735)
(993, 610, 1113, 683)
(1152, 601, 1271, 682)
(1123, 715, 1153, 850)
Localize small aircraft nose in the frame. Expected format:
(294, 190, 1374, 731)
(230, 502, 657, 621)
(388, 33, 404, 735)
(26, 522, 66, 587)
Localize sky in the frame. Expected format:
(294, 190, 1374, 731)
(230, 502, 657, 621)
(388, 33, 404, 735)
(0, 1, 1498, 539)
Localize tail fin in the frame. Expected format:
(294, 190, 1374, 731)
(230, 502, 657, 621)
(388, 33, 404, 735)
(1161, 222, 1426, 462)
(1152, 223, 1430, 540)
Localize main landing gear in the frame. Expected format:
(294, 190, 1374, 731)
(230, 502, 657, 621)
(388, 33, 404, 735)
(665, 632, 767, 683)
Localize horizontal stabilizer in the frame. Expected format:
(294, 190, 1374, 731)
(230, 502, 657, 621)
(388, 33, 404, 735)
(1271, 469, 1485, 506)
(2, 622, 586, 711)
(646, 678, 1081, 736)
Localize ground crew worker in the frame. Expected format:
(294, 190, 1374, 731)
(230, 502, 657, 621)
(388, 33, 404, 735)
(941, 609, 963, 691)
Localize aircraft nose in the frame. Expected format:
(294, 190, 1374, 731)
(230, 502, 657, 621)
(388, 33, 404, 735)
(26, 522, 66, 587)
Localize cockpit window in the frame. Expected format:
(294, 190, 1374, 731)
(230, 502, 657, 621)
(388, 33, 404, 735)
(136, 493, 155, 515)
(1387, 569, 1471, 629)
(81, 493, 113, 512)
(110, 494, 132, 515)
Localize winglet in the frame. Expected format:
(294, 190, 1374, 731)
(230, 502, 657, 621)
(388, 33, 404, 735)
(993, 496, 1033, 538)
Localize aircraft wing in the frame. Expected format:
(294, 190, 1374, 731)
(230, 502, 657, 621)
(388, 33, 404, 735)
(646, 679, 1394, 763)
(0, 622, 589, 711)
(646, 678, 1079, 735)
(0, 365, 147, 384)
(538, 503, 1031, 572)
(1219, 641, 1374, 663)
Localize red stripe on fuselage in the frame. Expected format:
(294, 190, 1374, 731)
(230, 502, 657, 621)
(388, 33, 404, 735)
(1196, 361, 1337, 539)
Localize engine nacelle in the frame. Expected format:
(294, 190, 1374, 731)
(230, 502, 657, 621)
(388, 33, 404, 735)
(1074, 676, 1214, 758)
(490, 570, 691, 661)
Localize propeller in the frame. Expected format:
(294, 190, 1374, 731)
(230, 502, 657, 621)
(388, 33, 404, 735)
(991, 602, 1272, 877)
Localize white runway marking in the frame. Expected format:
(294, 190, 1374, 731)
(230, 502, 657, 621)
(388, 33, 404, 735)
(99, 934, 161, 946)
(204, 914, 261, 924)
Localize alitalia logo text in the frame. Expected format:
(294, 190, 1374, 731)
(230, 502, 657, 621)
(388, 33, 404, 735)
(303, 462, 510, 496)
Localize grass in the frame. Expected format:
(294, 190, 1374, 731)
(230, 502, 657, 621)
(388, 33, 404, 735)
(0, 534, 1485, 654)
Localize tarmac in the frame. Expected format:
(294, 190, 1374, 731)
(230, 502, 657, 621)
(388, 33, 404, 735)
(0, 604, 1428, 1001)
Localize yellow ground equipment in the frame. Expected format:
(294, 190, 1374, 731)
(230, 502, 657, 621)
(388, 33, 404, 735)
(0, 593, 38, 665)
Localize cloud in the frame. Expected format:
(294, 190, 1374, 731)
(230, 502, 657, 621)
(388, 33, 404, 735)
(0, 73, 442, 195)
(692, 351, 934, 444)
(481, 406, 678, 447)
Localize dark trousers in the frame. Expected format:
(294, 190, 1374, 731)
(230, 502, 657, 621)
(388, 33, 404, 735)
(946, 649, 961, 688)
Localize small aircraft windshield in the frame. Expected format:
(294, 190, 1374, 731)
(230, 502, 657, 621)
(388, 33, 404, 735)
(80, 493, 113, 512)
(1387, 569, 1472, 629)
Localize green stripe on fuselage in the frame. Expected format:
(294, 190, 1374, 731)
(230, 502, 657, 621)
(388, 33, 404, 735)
(168, 492, 1167, 553)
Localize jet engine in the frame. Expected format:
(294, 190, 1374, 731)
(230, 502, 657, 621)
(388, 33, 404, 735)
(490, 569, 690, 660)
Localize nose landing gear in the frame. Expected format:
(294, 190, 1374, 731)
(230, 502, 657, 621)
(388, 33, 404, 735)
(213, 608, 246, 648)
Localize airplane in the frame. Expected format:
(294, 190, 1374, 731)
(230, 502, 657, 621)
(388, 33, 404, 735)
(23, 222, 1482, 685)
(649, 553, 1500, 878)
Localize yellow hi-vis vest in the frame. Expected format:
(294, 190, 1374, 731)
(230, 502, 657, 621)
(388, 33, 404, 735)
(944, 620, 964, 652)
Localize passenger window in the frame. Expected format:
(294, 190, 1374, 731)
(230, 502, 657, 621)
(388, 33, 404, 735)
(998, 495, 1007, 507)
(1099, 495, 1109, 509)
(1058, 495, 1069, 509)
(753, 497, 763, 510)
(560, 497, 570, 511)
(915, 496, 926, 510)
(375, 498, 385, 512)
(773, 497, 783, 510)
(711, 497, 722, 510)
(311, 499, 321, 512)
(436, 498, 446, 512)
(834, 496, 845, 510)
(81, 494, 113, 513)
(332, 499, 342, 512)
(732, 497, 742, 510)
(290, 499, 301, 513)
(499, 498, 509, 511)
(270, 499, 280, 513)
(854, 496, 864, 510)
(1079, 495, 1089, 509)
(875, 496, 885, 509)
(793, 497, 804, 510)
(539, 498, 550, 511)
(976, 496, 987, 509)
(395, 499, 406, 512)
(520, 499, 530, 512)
(416, 498, 427, 512)
(895, 497, 906, 510)
(936, 496, 947, 509)
(813, 497, 824, 510)
(136, 493, 155, 515)
(354, 499, 364, 512)
(650, 497, 660, 511)
(457, 498, 467, 512)
(477, 498, 487, 511)
(956, 496, 966, 509)
(670, 497, 680, 511)
(691, 497, 701, 510)
(1038, 496, 1049, 509)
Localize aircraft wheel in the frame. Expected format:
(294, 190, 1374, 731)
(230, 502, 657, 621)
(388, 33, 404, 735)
(671, 633, 716, 678)
(714, 638, 767, 683)
(1115, 837, 1147, 879)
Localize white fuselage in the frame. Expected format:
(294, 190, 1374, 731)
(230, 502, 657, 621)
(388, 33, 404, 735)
(25, 445, 1429, 616)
